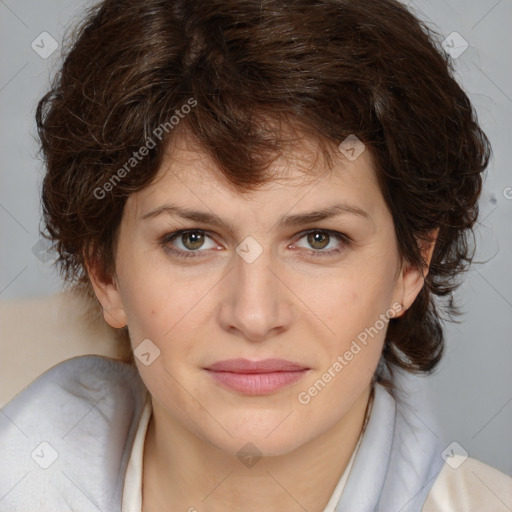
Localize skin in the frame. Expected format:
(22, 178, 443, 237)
(88, 129, 436, 512)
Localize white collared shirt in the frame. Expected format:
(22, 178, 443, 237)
(121, 395, 512, 512)
(121, 396, 363, 512)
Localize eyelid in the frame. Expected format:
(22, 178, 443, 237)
(289, 229, 351, 254)
(159, 228, 351, 258)
(291, 228, 351, 243)
(159, 229, 221, 255)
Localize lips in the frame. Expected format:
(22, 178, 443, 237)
(204, 358, 310, 395)
(206, 358, 308, 373)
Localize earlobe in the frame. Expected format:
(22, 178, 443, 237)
(84, 257, 128, 329)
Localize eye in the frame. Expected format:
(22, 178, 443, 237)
(160, 230, 219, 258)
(159, 228, 351, 260)
(292, 229, 350, 256)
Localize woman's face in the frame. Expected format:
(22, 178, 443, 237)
(90, 131, 428, 457)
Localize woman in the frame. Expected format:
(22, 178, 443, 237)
(1, 0, 510, 511)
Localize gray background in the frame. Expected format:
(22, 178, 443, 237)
(1, 0, 511, 476)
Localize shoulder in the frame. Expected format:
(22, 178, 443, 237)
(0, 354, 147, 441)
(0, 355, 148, 511)
(1, 354, 144, 421)
(422, 456, 512, 512)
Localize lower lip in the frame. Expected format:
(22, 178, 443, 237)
(205, 370, 308, 395)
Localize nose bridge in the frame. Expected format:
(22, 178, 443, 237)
(236, 249, 275, 300)
(219, 242, 292, 341)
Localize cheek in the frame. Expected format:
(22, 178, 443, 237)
(316, 270, 394, 331)
(302, 258, 396, 371)
(115, 248, 170, 344)
(117, 258, 219, 358)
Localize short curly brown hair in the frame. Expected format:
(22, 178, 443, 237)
(36, 0, 491, 374)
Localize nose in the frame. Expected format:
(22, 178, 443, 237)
(217, 247, 294, 342)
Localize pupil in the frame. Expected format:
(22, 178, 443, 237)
(308, 231, 329, 249)
(183, 231, 204, 250)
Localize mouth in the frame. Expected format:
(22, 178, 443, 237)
(204, 358, 310, 395)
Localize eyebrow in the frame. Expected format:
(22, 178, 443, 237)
(141, 202, 371, 229)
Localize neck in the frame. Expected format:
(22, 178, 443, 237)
(142, 385, 373, 512)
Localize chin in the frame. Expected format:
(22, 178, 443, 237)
(202, 415, 310, 459)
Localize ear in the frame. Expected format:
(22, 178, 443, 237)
(84, 254, 127, 329)
(392, 228, 439, 318)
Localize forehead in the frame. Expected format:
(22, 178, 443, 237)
(125, 129, 384, 223)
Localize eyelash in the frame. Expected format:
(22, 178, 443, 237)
(159, 229, 351, 259)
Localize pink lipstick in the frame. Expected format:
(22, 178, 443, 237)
(204, 358, 309, 395)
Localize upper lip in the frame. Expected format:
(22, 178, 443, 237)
(205, 358, 309, 373)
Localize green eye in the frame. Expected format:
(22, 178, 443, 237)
(180, 231, 206, 250)
(294, 230, 350, 255)
(160, 228, 351, 260)
(161, 229, 217, 258)
(307, 231, 331, 250)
